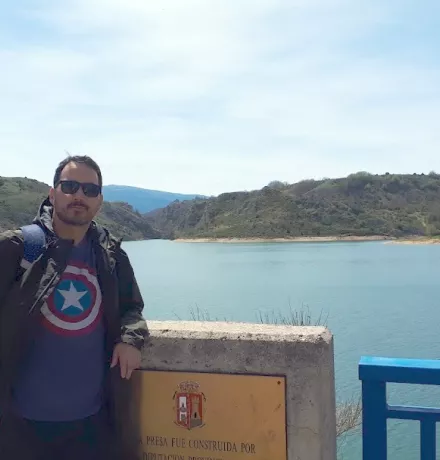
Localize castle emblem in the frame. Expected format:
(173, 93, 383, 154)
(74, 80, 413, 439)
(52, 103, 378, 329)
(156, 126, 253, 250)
(173, 381, 206, 430)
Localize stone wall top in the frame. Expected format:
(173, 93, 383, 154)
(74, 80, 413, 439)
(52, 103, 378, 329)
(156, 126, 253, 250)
(146, 320, 332, 344)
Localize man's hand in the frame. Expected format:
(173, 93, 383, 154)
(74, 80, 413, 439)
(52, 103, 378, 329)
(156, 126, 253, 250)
(110, 342, 141, 379)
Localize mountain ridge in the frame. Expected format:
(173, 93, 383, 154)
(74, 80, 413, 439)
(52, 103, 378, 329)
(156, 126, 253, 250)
(102, 184, 206, 213)
(145, 172, 440, 239)
(4, 172, 440, 242)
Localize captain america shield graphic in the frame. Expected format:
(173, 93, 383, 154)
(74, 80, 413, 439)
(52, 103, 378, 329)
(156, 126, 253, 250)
(41, 263, 102, 335)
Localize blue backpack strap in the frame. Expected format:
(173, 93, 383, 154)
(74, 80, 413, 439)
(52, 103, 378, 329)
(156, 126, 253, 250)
(20, 224, 47, 270)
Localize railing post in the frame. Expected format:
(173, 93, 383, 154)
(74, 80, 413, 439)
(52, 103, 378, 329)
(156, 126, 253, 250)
(420, 420, 436, 460)
(362, 380, 387, 460)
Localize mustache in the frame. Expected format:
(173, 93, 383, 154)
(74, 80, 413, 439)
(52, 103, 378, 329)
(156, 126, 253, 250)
(68, 201, 89, 210)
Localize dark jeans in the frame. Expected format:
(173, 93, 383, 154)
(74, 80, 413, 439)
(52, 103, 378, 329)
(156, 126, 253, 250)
(0, 408, 120, 460)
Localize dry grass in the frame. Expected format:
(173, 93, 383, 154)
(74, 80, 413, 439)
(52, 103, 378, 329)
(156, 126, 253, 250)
(336, 396, 362, 437)
(256, 303, 328, 327)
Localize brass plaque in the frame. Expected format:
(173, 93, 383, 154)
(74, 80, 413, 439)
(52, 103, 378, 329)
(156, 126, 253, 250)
(130, 370, 287, 460)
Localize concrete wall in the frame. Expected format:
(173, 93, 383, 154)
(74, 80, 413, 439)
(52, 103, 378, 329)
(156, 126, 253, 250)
(128, 320, 337, 460)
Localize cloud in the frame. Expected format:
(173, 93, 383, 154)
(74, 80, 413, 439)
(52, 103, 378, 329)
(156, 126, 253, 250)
(0, 0, 439, 194)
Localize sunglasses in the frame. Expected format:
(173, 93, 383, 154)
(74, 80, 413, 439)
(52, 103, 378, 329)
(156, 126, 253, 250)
(56, 180, 102, 198)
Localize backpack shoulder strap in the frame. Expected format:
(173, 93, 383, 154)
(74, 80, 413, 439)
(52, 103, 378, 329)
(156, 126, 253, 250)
(19, 224, 47, 270)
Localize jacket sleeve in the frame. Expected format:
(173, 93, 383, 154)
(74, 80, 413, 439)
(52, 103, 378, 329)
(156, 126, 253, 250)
(0, 230, 24, 306)
(115, 246, 149, 350)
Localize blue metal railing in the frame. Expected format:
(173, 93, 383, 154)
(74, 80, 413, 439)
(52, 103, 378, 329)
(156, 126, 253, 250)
(359, 356, 440, 460)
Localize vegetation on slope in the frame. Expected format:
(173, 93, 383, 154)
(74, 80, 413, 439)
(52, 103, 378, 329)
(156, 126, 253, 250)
(145, 172, 440, 239)
(0, 177, 160, 241)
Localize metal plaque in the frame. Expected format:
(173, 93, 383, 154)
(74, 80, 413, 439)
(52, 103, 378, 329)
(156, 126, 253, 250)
(130, 370, 287, 460)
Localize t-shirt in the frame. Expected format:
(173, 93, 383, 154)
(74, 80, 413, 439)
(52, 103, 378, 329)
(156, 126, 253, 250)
(11, 236, 106, 421)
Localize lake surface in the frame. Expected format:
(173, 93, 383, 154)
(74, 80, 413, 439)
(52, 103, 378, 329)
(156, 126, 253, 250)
(122, 239, 440, 459)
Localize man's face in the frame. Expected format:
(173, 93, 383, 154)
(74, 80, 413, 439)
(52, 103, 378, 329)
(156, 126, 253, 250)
(49, 162, 103, 227)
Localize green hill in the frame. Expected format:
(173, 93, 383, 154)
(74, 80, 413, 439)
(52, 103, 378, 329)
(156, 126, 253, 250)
(145, 172, 440, 239)
(0, 177, 161, 241)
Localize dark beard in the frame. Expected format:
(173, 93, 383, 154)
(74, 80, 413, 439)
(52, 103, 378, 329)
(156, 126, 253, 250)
(56, 209, 91, 227)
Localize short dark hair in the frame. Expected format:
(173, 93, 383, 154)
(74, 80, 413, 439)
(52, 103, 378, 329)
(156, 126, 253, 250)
(53, 155, 103, 187)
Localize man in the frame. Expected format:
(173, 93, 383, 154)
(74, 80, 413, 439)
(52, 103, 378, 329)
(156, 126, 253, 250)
(0, 155, 148, 459)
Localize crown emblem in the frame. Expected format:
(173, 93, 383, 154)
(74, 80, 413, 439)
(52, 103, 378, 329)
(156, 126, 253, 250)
(178, 381, 200, 393)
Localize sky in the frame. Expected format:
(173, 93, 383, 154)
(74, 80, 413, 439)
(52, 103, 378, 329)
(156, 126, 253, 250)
(1, 0, 440, 196)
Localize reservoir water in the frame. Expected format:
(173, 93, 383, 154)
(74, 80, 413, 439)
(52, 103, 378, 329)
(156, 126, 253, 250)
(123, 239, 440, 459)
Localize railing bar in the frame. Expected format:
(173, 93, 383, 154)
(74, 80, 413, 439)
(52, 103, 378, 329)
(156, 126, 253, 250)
(359, 368, 440, 385)
(420, 420, 436, 460)
(388, 405, 440, 422)
(388, 405, 440, 415)
(359, 356, 440, 385)
(388, 412, 440, 422)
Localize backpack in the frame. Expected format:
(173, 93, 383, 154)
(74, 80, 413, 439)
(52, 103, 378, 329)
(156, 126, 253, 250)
(19, 224, 47, 271)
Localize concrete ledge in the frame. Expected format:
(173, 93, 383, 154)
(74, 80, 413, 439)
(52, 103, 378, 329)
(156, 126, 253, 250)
(129, 320, 336, 460)
(145, 320, 331, 341)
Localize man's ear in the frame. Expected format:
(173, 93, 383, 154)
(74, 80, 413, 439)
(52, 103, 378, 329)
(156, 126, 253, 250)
(49, 187, 55, 205)
(97, 193, 103, 212)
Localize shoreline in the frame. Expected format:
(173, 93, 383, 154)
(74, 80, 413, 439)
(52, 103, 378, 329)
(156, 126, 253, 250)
(386, 238, 440, 245)
(173, 236, 392, 244)
(172, 236, 440, 245)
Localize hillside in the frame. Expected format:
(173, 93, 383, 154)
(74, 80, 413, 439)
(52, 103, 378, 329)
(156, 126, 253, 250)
(102, 185, 205, 213)
(145, 172, 440, 239)
(0, 177, 160, 241)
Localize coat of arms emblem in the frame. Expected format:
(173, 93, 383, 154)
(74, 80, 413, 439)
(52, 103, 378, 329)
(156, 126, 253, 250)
(173, 380, 206, 430)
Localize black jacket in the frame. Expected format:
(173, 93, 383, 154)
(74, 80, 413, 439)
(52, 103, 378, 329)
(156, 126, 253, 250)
(0, 198, 148, 434)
